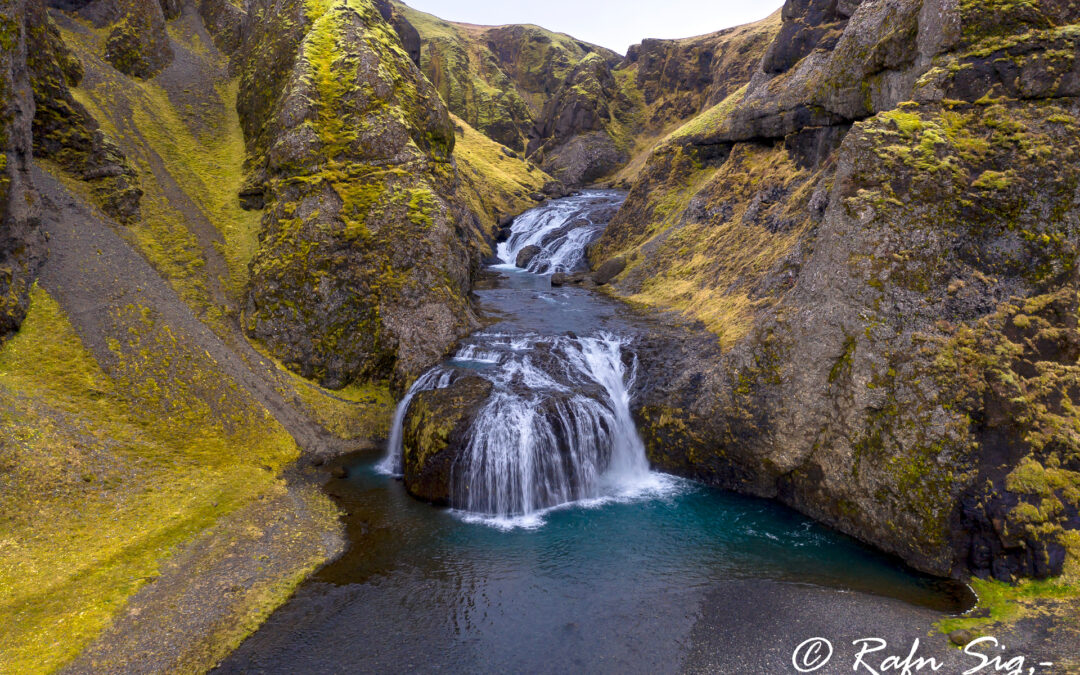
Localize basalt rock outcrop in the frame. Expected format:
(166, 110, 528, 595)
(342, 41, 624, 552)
(621, 11, 782, 133)
(27, 0, 140, 222)
(235, 0, 483, 390)
(0, 0, 44, 340)
(396, 3, 637, 186)
(46, 0, 175, 78)
(402, 375, 492, 504)
(599, 0, 1080, 581)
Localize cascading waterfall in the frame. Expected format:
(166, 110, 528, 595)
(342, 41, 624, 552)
(379, 333, 658, 521)
(379, 190, 666, 525)
(496, 193, 613, 274)
(375, 367, 457, 476)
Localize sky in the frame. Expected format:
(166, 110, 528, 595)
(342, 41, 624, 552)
(399, 0, 785, 55)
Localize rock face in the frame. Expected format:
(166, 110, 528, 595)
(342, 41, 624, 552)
(515, 245, 541, 269)
(372, 0, 419, 66)
(49, 0, 175, 78)
(622, 11, 782, 132)
(597, 0, 1080, 580)
(26, 0, 141, 222)
(398, 4, 783, 187)
(102, 0, 173, 78)
(238, 0, 481, 390)
(196, 0, 245, 55)
(398, 4, 635, 186)
(0, 0, 44, 340)
(401, 375, 492, 504)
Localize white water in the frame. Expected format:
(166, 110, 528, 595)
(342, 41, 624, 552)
(378, 333, 669, 524)
(378, 191, 673, 526)
(496, 195, 608, 274)
(374, 368, 456, 476)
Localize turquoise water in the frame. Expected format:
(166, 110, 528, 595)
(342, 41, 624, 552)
(217, 193, 971, 673)
(215, 455, 970, 673)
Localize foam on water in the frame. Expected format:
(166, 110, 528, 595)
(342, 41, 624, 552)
(378, 333, 670, 525)
(378, 190, 675, 526)
(496, 193, 615, 274)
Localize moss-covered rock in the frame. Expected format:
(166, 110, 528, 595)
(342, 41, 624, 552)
(102, 0, 173, 78)
(601, 0, 1080, 582)
(621, 11, 781, 133)
(401, 375, 492, 504)
(196, 0, 246, 56)
(26, 0, 141, 222)
(47, 0, 175, 78)
(240, 0, 481, 390)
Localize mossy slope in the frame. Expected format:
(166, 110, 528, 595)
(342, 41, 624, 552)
(398, 2, 635, 186)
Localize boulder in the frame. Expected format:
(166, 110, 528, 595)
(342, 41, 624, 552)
(103, 0, 174, 78)
(550, 272, 588, 287)
(591, 256, 626, 285)
(515, 245, 542, 268)
(402, 376, 493, 504)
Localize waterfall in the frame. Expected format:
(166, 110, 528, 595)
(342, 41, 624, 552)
(374, 367, 457, 476)
(378, 190, 668, 526)
(496, 194, 611, 274)
(378, 334, 660, 522)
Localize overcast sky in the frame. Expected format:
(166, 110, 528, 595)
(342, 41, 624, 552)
(399, 0, 784, 55)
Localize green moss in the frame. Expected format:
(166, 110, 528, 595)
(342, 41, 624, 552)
(939, 531, 1080, 637)
(407, 188, 436, 228)
(972, 169, 1014, 190)
(667, 84, 748, 142)
(601, 142, 811, 344)
(450, 113, 552, 246)
(829, 335, 857, 383)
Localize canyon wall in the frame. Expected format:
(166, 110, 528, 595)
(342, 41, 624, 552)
(595, 0, 1080, 580)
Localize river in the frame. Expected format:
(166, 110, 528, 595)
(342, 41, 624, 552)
(216, 191, 972, 674)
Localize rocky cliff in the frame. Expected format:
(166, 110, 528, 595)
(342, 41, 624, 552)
(232, 0, 484, 390)
(3, 0, 1079, 669)
(620, 11, 782, 135)
(396, 2, 783, 188)
(595, 0, 1080, 582)
(0, 0, 43, 340)
(397, 3, 636, 186)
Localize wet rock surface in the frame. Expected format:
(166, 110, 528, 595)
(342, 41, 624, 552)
(402, 375, 493, 505)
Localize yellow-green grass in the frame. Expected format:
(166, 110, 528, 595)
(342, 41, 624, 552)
(667, 84, 748, 142)
(938, 532, 1080, 641)
(613, 143, 811, 345)
(127, 79, 263, 302)
(61, 20, 261, 321)
(250, 338, 397, 441)
(451, 114, 551, 253)
(0, 287, 298, 672)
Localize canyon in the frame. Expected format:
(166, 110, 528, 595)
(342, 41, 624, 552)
(1, 0, 1078, 671)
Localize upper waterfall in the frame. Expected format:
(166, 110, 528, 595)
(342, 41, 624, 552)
(496, 192, 622, 275)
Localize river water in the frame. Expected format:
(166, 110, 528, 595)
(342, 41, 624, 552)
(217, 192, 971, 674)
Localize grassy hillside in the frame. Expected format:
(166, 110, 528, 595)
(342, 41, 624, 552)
(0, 286, 334, 673)
(399, 2, 615, 152)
